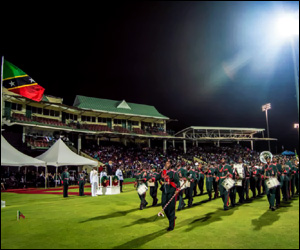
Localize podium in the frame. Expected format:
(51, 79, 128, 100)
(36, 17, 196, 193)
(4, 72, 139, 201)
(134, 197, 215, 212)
(96, 176, 120, 195)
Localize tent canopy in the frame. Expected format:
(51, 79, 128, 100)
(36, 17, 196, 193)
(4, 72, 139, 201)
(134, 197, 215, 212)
(36, 139, 98, 167)
(281, 150, 295, 156)
(1, 136, 46, 167)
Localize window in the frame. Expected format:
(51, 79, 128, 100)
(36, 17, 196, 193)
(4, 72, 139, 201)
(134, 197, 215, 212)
(11, 103, 22, 111)
(81, 116, 86, 121)
(55, 111, 60, 117)
(131, 121, 139, 126)
(98, 117, 107, 123)
(91, 117, 96, 122)
(43, 109, 49, 116)
(114, 119, 122, 125)
(65, 113, 69, 119)
(37, 108, 42, 114)
(74, 115, 77, 120)
(32, 106, 37, 113)
(50, 110, 55, 116)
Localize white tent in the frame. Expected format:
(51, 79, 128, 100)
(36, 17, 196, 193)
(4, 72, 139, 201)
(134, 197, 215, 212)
(36, 138, 98, 167)
(1, 136, 46, 167)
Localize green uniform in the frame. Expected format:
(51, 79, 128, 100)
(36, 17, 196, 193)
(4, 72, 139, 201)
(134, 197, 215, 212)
(148, 170, 160, 206)
(290, 162, 297, 197)
(198, 167, 205, 195)
(256, 166, 263, 195)
(135, 170, 149, 209)
(61, 171, 70, 198)
(205, 166, 216, 200)
(176, 167, 187, 210)
(213, 167, 219, 198)
(186, 169, 197, 207)
(281, 164, 290, 201)
(275, 163, 282, 207)
(193, 168, 199, 196)
(295, 163, 299, 195)
(159, 169, 180, 230)
(78, 173, 85, 196)
(244, 166, 251, 200)
(218, 164, 233, 210)
(250, 166, 258, 198)
(264, 163, 277, 210)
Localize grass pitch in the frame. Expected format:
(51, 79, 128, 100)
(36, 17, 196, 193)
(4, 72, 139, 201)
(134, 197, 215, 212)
(1, 184, 299, 249)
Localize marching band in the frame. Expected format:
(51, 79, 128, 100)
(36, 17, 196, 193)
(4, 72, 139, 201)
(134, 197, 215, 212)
(133, 152, 299, 231)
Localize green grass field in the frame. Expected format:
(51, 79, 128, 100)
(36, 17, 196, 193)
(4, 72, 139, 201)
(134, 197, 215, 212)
(1, 183, 299, 249)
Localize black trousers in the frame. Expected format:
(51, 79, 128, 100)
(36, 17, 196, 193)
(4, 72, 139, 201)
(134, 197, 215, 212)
(198, 177, 204, 194)
(79, 181, 84, 196)
(63, 183, 69, 197)
(119, 180, 123, 192)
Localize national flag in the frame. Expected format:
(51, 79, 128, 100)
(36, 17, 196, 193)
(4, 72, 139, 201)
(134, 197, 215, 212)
(17, 210, 25, 220)
(3, 60, 45, 102)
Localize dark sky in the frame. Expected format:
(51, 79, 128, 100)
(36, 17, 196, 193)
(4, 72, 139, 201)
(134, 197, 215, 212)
(2, 1, 299, 152)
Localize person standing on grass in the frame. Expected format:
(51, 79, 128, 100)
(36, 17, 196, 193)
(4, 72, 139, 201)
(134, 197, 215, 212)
(115, 165, 124, 193)
(61, 167, 70, 198)
(78, 169, 85, 196)
(90, 167, 98, 197)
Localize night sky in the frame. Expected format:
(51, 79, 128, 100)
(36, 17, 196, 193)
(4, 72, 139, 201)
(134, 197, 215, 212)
(2, 1, 299, 152)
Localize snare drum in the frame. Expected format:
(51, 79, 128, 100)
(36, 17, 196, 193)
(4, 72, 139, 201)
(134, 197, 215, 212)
(137, 183, 148, 195)
(222, 178, 235, 191)
(185, 180, 191, 188)
(147, 181, 155, 187)
(235, 179, 243, 187)
(179, 180, 185, 190)
(265, 178, 280, 189)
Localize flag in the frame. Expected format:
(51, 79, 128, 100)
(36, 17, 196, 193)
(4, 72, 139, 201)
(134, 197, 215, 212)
(17, 210, 25, 220)
(3, 60, 45, 102)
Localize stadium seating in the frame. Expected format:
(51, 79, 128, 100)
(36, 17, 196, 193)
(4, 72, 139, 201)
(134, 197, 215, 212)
(113, 126, 131, 134)
(132, 128, 146, 135)
(81, 124, 112, 132)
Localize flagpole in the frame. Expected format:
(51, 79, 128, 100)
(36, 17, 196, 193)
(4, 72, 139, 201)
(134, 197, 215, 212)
(1, 56, 4, 132)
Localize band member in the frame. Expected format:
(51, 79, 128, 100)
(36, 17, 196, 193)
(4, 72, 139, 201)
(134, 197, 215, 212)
(78, 169, 85, 196)
(90, 167, 98, 197)
(244, 164, 251, 200)
(257, 163, 264, 196)
(198, 163, 205, 195)
(290, 159, 297, 198)
(274, 158, 282, 208)
(186, 165, 197, 207)
(205, 163, 215, 200)
(115, 165, 124, 193)
(217, 158, 233, 210)
(134, 164, 149, 210)
(235, 158, 245, 204)
(213, 163, 219, 198)
(148, 165, 160, 206)
(250, 164, 258, 198)
(281, 159, 290, 201)
(159, 159, 180, 231)
(61, 167, 70, 198)
(193, 165, 199, 197)
(230, 163, 237, 207)
(295, 159, 299, 195)
(176, 163, 187, 211)
(264, 158, 277, 211)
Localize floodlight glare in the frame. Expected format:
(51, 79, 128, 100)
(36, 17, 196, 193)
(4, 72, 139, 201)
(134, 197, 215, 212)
(275, 14, 299, 38)
(294, 123, 299, 129)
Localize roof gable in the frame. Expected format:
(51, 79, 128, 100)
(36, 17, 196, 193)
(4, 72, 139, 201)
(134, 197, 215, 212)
(73, 95, 169, 119)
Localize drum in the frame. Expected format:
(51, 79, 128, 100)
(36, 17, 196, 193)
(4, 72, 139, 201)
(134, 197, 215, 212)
(222, 178, 235, 191)
(179, 179, 186, 190)
(185, 181, 191, 188)
(147, 181, 155, 187)
(235, 179, 243, 187)
(233, 164, 245, 179)
(265, 178, 280, 189)
(137, 183, 148, 195)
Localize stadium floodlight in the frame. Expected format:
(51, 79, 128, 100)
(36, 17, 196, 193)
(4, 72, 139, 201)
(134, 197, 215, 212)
(273, 11, 299, 118)
(262, 103, 271, 151)
(274, 14, 299, 38)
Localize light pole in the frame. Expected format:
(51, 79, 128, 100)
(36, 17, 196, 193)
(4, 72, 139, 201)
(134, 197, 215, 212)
(262, 103, 271, 152)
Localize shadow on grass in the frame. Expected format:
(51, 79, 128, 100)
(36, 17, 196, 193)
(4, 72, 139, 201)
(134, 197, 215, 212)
(252, 199, 295, 231)
(185, 207, 237, 232)
(79, 208, 138, 223)
(113, 217, 194, 249)
(122, 215, 159, 228)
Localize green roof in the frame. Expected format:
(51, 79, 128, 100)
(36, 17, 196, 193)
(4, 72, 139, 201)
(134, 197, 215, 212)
(73, 95, 169, 119)
(41, 95, 49, 102)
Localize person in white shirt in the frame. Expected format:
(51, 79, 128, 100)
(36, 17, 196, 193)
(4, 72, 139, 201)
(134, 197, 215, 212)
(90, 167, 98, 197)
(115, 165, 124, 192)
